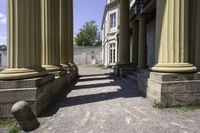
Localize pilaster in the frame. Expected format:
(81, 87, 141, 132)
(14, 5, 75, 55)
(132, 22, 139, 66)
(138, 16, 147, 68)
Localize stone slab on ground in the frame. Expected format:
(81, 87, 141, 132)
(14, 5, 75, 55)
(24, 66, 200, 133)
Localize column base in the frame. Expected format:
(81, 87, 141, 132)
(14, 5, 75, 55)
(147, 72, 200, 107)
(42, 65, 63, 72)
(151, 63, 197, 73)
(0, 68, 48, 80)
(61, 64, 72, 73)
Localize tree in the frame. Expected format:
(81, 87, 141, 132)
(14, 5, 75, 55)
(0, 44, 7, 51)
(75, 20, 101, 47)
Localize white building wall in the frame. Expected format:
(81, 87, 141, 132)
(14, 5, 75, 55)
(74, 46, 102, 65)
(102, 2, 119, 67)
(0, 51, 7, 68)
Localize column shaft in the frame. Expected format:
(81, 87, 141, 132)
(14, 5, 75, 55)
(138, 16, 147, 68)
(152, 0, 196, 72)
(118, 0, 130, 64)
(41, 0, 62, 71)
(0, 0, 47, 80)
(194, 1, 200, 70)
(67, 0, 74, 65)
(60, 0, 70, 68)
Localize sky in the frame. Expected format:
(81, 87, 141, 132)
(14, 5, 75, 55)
(0, 0, 6, 44)
(0, 0, 106, 44)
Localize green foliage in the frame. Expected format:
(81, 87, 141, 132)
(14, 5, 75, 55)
(0, 118, 21, 133)
(0, 44, 7, 51)
(75, 20, 101, 47)
(153, 101, 168, 109)
(153, 100, 200, 111)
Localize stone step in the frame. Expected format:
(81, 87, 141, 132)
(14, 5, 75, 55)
(119, 68, 136, 78)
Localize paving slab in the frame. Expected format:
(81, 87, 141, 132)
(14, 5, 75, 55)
(24, 66, 200, 133)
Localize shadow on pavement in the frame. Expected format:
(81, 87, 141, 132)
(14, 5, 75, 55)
(39, 73, 142, 117)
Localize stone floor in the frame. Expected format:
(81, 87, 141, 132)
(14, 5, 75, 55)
(24, 66, 200, 133)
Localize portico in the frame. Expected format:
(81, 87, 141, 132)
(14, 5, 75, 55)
(0, 0, 78, 117)
(129, 0, 200, 106)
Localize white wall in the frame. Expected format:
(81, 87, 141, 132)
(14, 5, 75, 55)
(102, 3, 119, 67)
(74, 46, 102, 65)
(0, 51, 7, 68)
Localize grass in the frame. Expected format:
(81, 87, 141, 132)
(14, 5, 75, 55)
(0, 118, 21, 133)
(153, 100, 200, 111)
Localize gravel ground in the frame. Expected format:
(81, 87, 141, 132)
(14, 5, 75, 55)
(22, 66, 200, 133)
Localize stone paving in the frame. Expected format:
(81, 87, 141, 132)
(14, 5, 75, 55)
(28, 66, 200, 133)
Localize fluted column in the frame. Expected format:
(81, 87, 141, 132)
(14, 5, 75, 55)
(67, 0, 74, 65)
(190, 0, 200, 71)
(41, 0, 62, 71)
(138, 16, 147, 68)
(60, 0, 70, 68)
(151, 0, 197, 72)
(118, 0, 130, 64)
(0, 0, 47, 80)
(132, 22, 139, 66)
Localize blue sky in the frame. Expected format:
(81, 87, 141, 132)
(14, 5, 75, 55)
(0, 0, 106, 44)
(0, 0, 6, 44)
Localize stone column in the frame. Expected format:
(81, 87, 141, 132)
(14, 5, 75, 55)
(132, 22, 139, 66)
(60, 0, 70, 68)
(118, 0, 130, 64)
(138, 16, 147, 68)
(151, 0, 197, 72)
(41, 0, 62, 71)
(0, 0, 47, 80)
(67, 0, 74, 66)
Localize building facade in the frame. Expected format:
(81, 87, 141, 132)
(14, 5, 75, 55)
(101, 0, 120, 67)
(0, 0, 78, 117)
(101, 0, 135, 67)
(102, 0, 200, 106)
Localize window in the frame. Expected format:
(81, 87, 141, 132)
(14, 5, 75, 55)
(110, 13, 116, 29)
(110, 43, 116, 64)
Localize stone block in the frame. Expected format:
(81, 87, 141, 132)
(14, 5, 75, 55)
(147, 72, 200, 106)
(11, 101, 40, 132)
(0, 69, 78, 117)
(137, 69, 150, 95)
